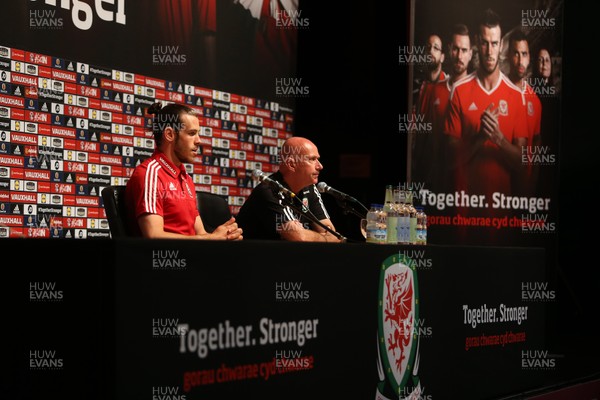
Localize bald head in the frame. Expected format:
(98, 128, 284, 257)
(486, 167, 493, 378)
(280, 137, 317, 163)
(278, 136, 323, 193)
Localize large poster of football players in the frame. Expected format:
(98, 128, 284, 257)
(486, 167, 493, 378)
(406, 0, 562, 246)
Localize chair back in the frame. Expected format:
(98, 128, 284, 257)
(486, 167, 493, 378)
(101, 185, 130, 238)
(196, 191, 232, 233)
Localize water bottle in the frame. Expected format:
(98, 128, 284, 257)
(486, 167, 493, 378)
(397, 190, 409, 244)
(366, 204, 378, 243)
(386, 205, 398, 244)
(416, 207, 427, 245)
(366, 204, 387, 244)
(406, 191, 417, 244)
(366, 204, 381, 243)
(384, 186, 397, 244)
(376, 204, 388, 244)
(383, 185, 394, 207)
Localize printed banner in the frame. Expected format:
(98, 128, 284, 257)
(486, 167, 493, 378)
(10, 239, 551, 399)
(112, 240, 548, 399)
(405, 0, 563, 246)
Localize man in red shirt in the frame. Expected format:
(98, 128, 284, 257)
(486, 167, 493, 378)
(507, 29, 542, 195)
(444, 9, 527, 201)
(428, 24, 473, 191)
(412, 33, 447, 187)
(417, 33, 447, 114)
(507, 29, 542, 147)
(125, 102, 243, 240)
(432, 24, 473, 125)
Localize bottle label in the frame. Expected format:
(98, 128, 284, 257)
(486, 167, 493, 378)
(416, 229, 427, 245)
(366, 227, 378, 243)
(386, 216, 398, 244)
(409, 217, 417, 244)
(374, 228, 387, 243)
(398, 216, 410, 243)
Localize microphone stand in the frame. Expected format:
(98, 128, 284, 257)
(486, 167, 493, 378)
(334, 197, 368, 219)
(280, 193, 348, 242)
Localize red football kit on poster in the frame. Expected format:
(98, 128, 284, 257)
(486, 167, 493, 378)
(445, 71, 528, 197)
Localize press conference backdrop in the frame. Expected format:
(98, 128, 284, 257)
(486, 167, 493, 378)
(1, 1, 564, 247)
(0, 0, 299, 238)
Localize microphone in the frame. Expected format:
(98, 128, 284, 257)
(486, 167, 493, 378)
(252, 169, 296, 198)
(317, 182, 358, 202)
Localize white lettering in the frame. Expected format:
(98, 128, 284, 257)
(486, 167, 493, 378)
(42, 0, 126, 30)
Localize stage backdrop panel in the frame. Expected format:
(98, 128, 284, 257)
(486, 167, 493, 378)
(5, 239, 555, 399)
(406, 0, 563, 248)
(114, 240, 550, 399)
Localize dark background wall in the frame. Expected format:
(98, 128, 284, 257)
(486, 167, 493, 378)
(294, 1, 409, 240)
(295, 1, 408, 200)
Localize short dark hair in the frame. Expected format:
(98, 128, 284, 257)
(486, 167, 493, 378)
(147, 102, 196, 145)
(508, 29, 528, 46)
(426, 32, 443, 45)
(479, 8, 501, 32)
(451, 23, 470, 38)
(449, 23, 470, 45)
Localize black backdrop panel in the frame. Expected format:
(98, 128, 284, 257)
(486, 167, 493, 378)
(114, 240, 548, 399)
(5, 238, 551, 399)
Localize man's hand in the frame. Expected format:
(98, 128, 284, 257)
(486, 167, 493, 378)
(213, 217, 243, 240)
(480, 103, 505, 146)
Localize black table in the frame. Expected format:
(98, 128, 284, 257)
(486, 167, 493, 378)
(7, 238, 565, 399)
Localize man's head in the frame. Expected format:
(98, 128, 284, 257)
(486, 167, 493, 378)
(536, 48, 552, 80)
(448, 24, 472, 79)
(148, 102, 200, 165)
(278, 136, 323, 193)
(425, 34, 445, 75)
(477, 9, 502, 75)
(508, 29, 530, 83)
